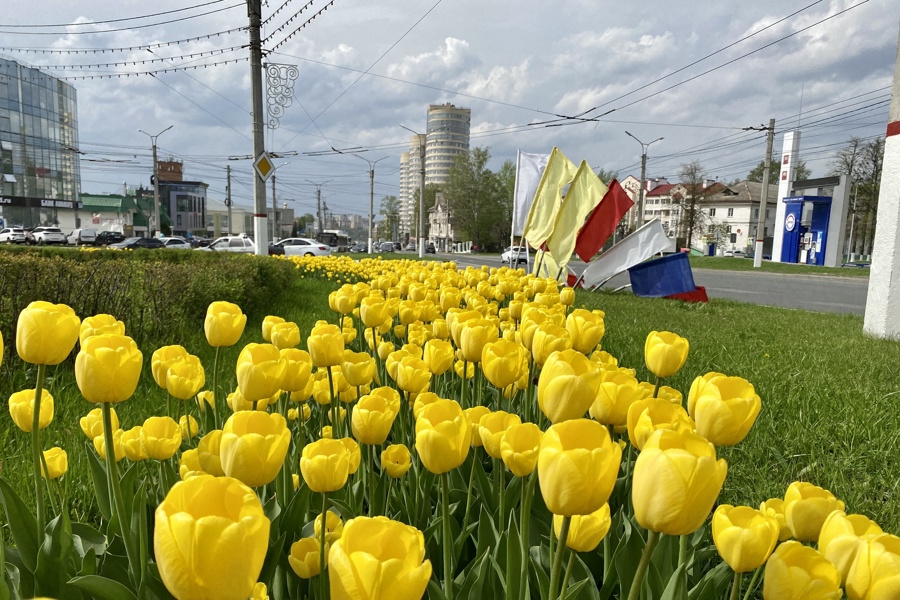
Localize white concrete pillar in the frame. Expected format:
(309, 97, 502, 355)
(771, 131, 801, 262)
(863, 26, 900, 339)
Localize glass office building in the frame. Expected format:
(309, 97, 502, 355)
(0, 58, 82, 228)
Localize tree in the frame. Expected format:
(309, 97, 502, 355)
(829, 136, 884, 256)
(747, 155, 810, 183)
(443, 147, 506, 252)
(293, 213, 315, 236)
(674, 161, 708, 249)
(379, 195, 400, 240)
(411, 184, 441, 240)
(595, 168, 619, 185)
(492, 159, 516, 247)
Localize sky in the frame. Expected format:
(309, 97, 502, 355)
(1, 0, 896, 219)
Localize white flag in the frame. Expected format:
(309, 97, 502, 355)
(512, 150, 550, 236)
(581, 219, 673, 288)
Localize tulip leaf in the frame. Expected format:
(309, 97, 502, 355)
(34, 513, 74, 599)
(3, 561, 23, 600)
(78, 547, 97, 577)
(455, 550, 490, 600)
(71, 523, 107, 559)
(565, 578, 591, 599)
(68, 575, 137, 600)
(505, 514, 521, 600)
(328, 497, 355, 522)
(659, 564, 688, 600)
(688, 562, 731, 600)
(84, 446, 113, 522)
(5, 546, 34, 597)
(258, 532, 286, 586)
(0, 477, 39, 574)
(528, 551, 550, 600)
(426, 579, 448, 600)
(613, 516, 644, 600)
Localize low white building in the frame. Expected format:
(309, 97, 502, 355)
(428, 192, 455, 251)
(699, 181, 779, 255)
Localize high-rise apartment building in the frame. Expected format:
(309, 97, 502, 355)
(398, 103, 470, 238)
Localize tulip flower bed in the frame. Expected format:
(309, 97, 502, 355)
(1, 253, 898, 600)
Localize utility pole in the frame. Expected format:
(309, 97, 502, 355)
(353, 155, 388, 254)
(307, 180, 332, 236)
(401, 125, 428, 258)
(138, 125, 173, 237)
(754, 118, 776, 268)
(248, 0, 268, 255)
(625, 131, 664, 226)
(225, 165, 233, 234)
(271, 174, 277, 242)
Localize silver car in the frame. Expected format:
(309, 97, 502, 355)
(161, 236, 193, 250)
(0, 227, 27, 243)
(29, 226, 67, 245)
(197, 235, 257, 254)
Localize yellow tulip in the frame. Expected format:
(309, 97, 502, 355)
(762, 541, 841, 600)
(205, 301, 247, 347)
(477, 410, 521, 459)
(151, 345, 190, 389)
(341, 349, 375, 387)
(553, 503, 611, 552)
(458, 318, 499, 363)
(197, 429, 225, 476)
(657, 385, 683, 405)
(360, 296, 390, 329)
(75, 334, 143, 404)
(759, 498, 792, 542)
(220, 411, 291, 487)
(300, 437, 352, 492)
(590, 371, 648, 428)
(340, 437, 361, 475)
(329, 290, 357, 315)
(415, 399, 471, 474)
(538, 349, 602, 424)
(179, 448, 206, 480)
(632, 429, 727, 535)
(559, 286, 575, 306)
(423, 339, 455, 376)
(227, 388, 276, 412)
(462, 406, 491, 446)
(393, 355, 431, 395)
(154, 475, 270, 600)
(93, 428, 125, 462)
(80, 406, 118, 439)
(236, 343, 286, 402)
(369, 386, 402, 414)
(712, 505, 780, 573)
(566, 309, 605, 354)
(166, 355, 206, 400)
(397, 299, 421, 326)
(122, 426, 147, 461)
(328, 516, 432, 600)
(783, 481, 845, 543)
(180, 415, 199, 439)
(447, 309, 482, 347)
(289, 537, 326, 579)
(270, 321, 301, 350)
(644, 331, 689, 378)
(8, 388, 53, 432)
(377, 340, 394, 361)
(531, 322, 573, 367)
(262, 315, 285, 342)
(16, 301, 80, 365)
(307, 323, 345, 368)
(381, 444, 412, 478)
(500, 422, 543, 477)
(481, 339, 527, 390)
(845, 533, 900, 600)
(626, 397, 695, 451)
(140, 416, 182, 460)
(41, 447, 68, 479)
(432, 318, 450, 340)
(315, 510, 345, 544)
(79, 314, 125, 345)
(590, 349, 618, 369)
(689, 375, 761, 446)
(351, 394, 397, 445)
(280, 348, 313, 393)
(818, 510, 883, 584)
(538, 419, 622, 516)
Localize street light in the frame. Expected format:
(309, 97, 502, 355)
(625, 131, 663, 226)
(270, 161, 290, 242)
(138, 125, 173, 237)
(353, 154, 388, 254)
(400, 124, 428, 258)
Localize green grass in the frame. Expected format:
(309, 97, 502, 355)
(688, 255, 871, 277)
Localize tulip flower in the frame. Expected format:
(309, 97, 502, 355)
(140, 416, 182, 461)
(632, 429, 727, 536)
(122, 426, 148, 461)
(538, 349, 603, 424)
(783, 481, 845, 543)
(75, 334, 143, 404)
(155, 475, 270, 600)
(308, 323, 345, 368)
(341, 349, 375, 387)
(477, 410, 521, 459)
(41, 447, 68, 479)
(432, 318, 450, 340)
(712, 505, 780, 573)
(328, 516, 432, 600)
(591, 371, 647, 428)
(8, 388, 54, 432)
(205, 301, 247, 347)
(415, 399, 471, 474)
(553, 503, 611, 552)
(360, 296, 390, 329)
(458, 318, 499, 363)
(340, 437, 361, 475)
(262, 315, 286, 342)
(464, 406, 491, 446)
(151, 345, 191, 389)
(16, 301, 80, 365)
(394, 355, 432, 395)
(369, 386, 402, 414)
(197, 430, 225, 476)
(657, 385, 683, 405)
(644, 330, 689, 378)
(351, 394, 397, 445)
(270, 321, 301, 349)
(762, 541, 841, 600)
(93, 429, 125, 462)
(844, 533, 900, 600)
(79, 313, 125, 345)
(423, 339, 455, 376)
(626, 397, 695, 451)
(566, 309, 605, 354)
(531, 322, 573, 367)
(759, 498, 792, 542)
(559, 286, 575, 306)
(300, 438, 353, 493)
(280, 348, 313, 393)
(689, 375, 761, 446)
(166, 355, 206, 400)
(381, 444, 411, 478)
(227, 388, 276, 412)
(500, 422, 543, 477)
(220, 411, 291, 487)
(236, 343, 286, 402)
(315, 510, 345, 544)
(289, 537, 326, 579)
(448, 309, 482, 347)
(481, 339, 527, 390)
(180, 415, 199, 439)
(179, 448, 206, 480)
(818, 510, 883, 584)
(80, 407, 119, 439)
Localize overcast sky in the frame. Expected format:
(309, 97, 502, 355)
(1, 0, 896, 218)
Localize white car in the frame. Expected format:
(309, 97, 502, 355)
(67, 228, 96, 246)
(161, 236, 192, 250)
(501, 246, 529, 265)
(29, 226, 67, 245)
(196, 234, 257, 254)
(270, 237, 331, 257)
(0, 227, 27, 243)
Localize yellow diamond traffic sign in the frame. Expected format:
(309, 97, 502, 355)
(254, 152, 275, 181)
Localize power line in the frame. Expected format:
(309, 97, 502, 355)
(4, 0, 231, 28)
(0, 27, 246, 54)
(267, 0, 338, 52)
(23, 46, 246, 70)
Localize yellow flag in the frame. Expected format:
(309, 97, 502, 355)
(522, 147, 578, 248)
(531, 250, 566, 283)
(545, 161, 608, 267)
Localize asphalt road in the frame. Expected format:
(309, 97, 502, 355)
(433, 253, 869, 316)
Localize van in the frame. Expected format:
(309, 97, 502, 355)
(68, 228, 97, 246)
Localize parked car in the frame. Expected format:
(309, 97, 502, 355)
(28, 226, 67, 245)
(197, 234, 256, 254)
(379, 241, 395, 253)
(108, 237, 165, 250)
(393, 242, 402, 251)
(190, 237, 211, 248)
(426, 242, 436, 254)
(501, 246, 529, 265)
(268, 237, 330, 257)
(67, 228, 96, 246)
(160, 236, 193, 250)
(94, 231, 126, 246)
(404, 242, 417, 252)
(723, 250, 746, 258)
(0, 227, 27, 244)
(350, 242, 367, 253)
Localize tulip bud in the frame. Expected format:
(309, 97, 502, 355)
(553, 504, 611, 552)
(818, 510, 883, 584)
(762, 541, 841, 600)
(307, 323, 345, 368)
(141, 416, 182, 461)
(844, 533, 900, 600)
(531, 322, 572, 367)
(220, 411, 291, 488)
(381, 444, 412, 478)
(644, 330, 689, 378)
(415, 400, 471, 474)
(351, 394, 397, 445)
(80, 314, 125, 345)
(122, 426, 148, 461)
(179, 448, 206, 480)
(539, 349, 602, 424)
(689, 375, 761, 446)
(41, 447, 68, 479)
(270, 321, 301, 350)
(712, 505, 780, 573)
(236, 343, 286, 402)
(16, 301, 81, 365)
(205, 301, 247, 347)
(8, 388, 54, 432)
(76, 334, 143, 404)
(783, 481, 844, 543)
(93, 429, 125, 462)
(423, 339, 454, 376)
(151, 345, 190, 389)
(80, 407, 118, 440)
(481, 339, 527, 390)
(262, 315, 286, 342)
(500, 422, 543, 477)
(477, 410, 521, 459)
(301, 437, 352, 492)
(626, 397, 695, 451)
(566, 309, 605, 354)
(341, 349, 375, 388)
(166, 356, 206, 400)
(314, 510, 344, 544)
(289, 537, 326, 579)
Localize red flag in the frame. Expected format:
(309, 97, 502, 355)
(574, 179, 634, 262)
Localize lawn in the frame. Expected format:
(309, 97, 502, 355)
(688, 255, 871, 278)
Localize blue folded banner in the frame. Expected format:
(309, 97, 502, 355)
(628, 253, 697, 298)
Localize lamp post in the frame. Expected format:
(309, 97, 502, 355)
(353, 154, 388, 254)
(625, 131, 663, 226)
(270, 161, 290, 242)
(400, 125, 427, 258)
(138, 125, 173, 237)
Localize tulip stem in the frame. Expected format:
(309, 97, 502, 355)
(319, 491, 328, 600)
(497, 459, 505, 519)
(652, 376, 662, 399)
(460, 454, 476, 543)
(678, 534, 688, 570)
(326, 366, 338, 436)
(37, 441, 59, 516)
(440, 472, 454, 600)
(367, 445, 376, 515)
(548, 515, 570, 600)
(741, 566, 763, 600)
(560, 550, 576, 600)
(30, 364, 47, 535)
(103, 401, 141, 590)
(212, 346, 221, 429)
(520, 472, 536, 600)
(626, 529, 659, 600)
(461, 360, 468, 409)
(729, 570, 741, 600)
